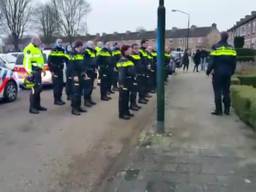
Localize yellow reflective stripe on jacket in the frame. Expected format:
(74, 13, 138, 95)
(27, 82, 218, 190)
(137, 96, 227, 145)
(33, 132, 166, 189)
(97, 51, 111, 57)
(131, 54, 141, 60)
(210, 46, 237, 56)
(112, 50, 121, 56)
(116, 61, 134, 68)
(147, 55, 153, 59)
(165, 53, 171, 58)
(85, 49, 96, 58)
(151, 52, 157, 57)
(71, 54, 84, 61)
(64, 54, 71, 60)
(139, 49, 148, 57)
(49, 51, 65, 57)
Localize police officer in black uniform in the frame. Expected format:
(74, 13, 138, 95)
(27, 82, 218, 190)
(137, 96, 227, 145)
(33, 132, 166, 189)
(207, 32, 237, 116)
(65, 44, 73, 100)
(138, 40, 150, 104)
(83, 41, 97, 107)
(129, 43, 143, 109)
(97, 42, 112, 101)
(112, 42, 122, 91)
(48, 39, 67, 105)
(117, 45, 136, 120)
(70, 40, 87, 116)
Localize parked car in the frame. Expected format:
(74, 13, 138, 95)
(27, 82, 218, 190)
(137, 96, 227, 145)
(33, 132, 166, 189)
(0, 61, 20, 102)
(0, 53, 17, 69)
(14, 52, 52, 87)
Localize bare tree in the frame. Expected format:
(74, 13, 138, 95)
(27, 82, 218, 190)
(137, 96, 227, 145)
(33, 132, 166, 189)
(52, 0, 91, 43)
(34, 2, 61, 44)
(0, 0, 32, 51)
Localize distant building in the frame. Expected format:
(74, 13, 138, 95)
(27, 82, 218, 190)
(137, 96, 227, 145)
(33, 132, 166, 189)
(2, 24, 219, 52)
(228, 11, 256, 49)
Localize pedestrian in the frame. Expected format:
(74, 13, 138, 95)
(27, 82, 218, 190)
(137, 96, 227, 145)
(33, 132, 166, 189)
(206, 32, 237, 116)
(193, 49, 201, 72)
(112, 42, 122, 92)
(97, 42, 112, 101)
(70, 40, 87, 116)
(48, 39, 67, 105)
(117, 45, 136, 120)
(83, 41, 97, 107)
(164, 48, 171, 81)
(23, 36, 47, 114)
(146, 46, 156, 93)
(182, 49, 190, 72)
(65, 44, 72, 100)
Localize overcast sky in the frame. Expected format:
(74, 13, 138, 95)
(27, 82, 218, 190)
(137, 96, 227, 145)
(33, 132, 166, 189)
(86, 0, 254, 34)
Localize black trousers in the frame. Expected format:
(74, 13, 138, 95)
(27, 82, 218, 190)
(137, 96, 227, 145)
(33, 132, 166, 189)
(130, 80, 138, 107)
(107, 70, 113, 92)
(100, 72, 108, 98)
(112, 70, 118, 88)
(83, 71, 96, 100)
(212, 75, 231, 113)
(183, 63, 189, 71)
(137, 75, 146, 100)
(66, 68, 72, 99)
(30, 70, 42, 110)
(119, 88, 129, 116)
(71, 76, 82, 110)
(52, 71, 64, 102)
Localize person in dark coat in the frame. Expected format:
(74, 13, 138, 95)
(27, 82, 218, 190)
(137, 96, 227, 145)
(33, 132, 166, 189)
(193, 49, 201, 72)
(182, 49, 190, 72)
(207, 32, 237, 116)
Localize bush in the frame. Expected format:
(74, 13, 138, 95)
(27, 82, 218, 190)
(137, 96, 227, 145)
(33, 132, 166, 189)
(234, 36, 245, 48)
(237, 75, 256, 87)
(236, 48, 256, 62)
(231, 85, 256, 129)
(231, 76, 240, 85)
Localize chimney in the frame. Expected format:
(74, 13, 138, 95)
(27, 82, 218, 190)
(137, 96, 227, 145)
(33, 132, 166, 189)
(211, 23, 217, 29)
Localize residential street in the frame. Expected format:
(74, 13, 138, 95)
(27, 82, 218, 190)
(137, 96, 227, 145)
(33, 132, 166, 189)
(0, 87, 156, 192)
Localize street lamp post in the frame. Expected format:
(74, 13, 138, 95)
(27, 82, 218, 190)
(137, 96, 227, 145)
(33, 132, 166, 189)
(172, 9, 190, 50)
(156, 0, 166, 133)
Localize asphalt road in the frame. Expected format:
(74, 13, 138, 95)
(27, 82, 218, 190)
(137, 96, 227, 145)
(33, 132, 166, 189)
(0, 86, 156, 192)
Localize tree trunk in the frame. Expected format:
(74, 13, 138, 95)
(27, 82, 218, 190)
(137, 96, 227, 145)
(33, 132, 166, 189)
(12, 34, 20, 52)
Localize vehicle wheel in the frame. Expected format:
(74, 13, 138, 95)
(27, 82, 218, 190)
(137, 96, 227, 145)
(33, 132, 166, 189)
(4, 81, 17, 102)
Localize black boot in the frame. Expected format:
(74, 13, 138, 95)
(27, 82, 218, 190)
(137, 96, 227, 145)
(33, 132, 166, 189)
(72, 109, 80, 116)
(37, 106, 47, 111)
(55, 100, 65, 105)
(119, 114, 130, 120)
(29, 108, 39, 114)
(88, 97, 96, 105)
(84, 99, 92, 107)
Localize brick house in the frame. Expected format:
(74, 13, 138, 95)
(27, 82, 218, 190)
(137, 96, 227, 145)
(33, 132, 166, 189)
(228, 11, 256, 49)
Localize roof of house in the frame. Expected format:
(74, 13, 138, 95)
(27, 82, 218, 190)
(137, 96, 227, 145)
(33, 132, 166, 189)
(229, 11, 256, 31)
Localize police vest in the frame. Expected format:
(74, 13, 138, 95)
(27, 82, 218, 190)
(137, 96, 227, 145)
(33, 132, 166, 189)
(131, 54, 141, 60)
(23, 43, 44, 73)
(112, 50, 121, 56)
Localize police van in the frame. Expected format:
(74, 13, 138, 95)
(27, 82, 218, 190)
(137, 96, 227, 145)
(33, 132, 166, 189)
(0, 61, 20, 102)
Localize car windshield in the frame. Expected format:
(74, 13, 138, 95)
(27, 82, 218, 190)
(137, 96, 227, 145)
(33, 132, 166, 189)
(1, 54, 17, 64)
(16, 53, 47, 65)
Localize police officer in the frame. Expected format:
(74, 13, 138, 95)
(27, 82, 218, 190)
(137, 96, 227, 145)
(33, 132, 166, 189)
(65, 44, 73, 100)
(129, 43, 142, 110)
(48, 39, 67, 105)
(70, 40, 87, 116)
(139, 39, 151, 103)
(97, 42, 112, 101)
(147, 46, 157, 93)
(164, 48, 171, 82)
(23, 36, 47, 114)
(83, 41, 97, 107)
(117, 45, 135, 120)
(151, 48, 157, 92)
(207, 32, 237, 116)
(112, 42, 122, 91)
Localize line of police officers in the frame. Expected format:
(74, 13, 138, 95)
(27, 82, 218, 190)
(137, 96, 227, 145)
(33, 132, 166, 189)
(23, 36, 171, 118)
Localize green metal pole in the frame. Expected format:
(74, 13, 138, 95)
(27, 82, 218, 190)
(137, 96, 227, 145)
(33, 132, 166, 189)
(156, 0, 166, 133)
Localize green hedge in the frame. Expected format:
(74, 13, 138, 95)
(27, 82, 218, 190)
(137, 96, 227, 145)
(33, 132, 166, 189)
(236, 48, 256, 62)
(237, 75, 256, 87)
(231, 85, 256, 129)
(231, 76, 240, 85)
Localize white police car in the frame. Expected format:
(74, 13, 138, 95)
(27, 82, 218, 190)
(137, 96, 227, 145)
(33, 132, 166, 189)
(0, 61, 20, 102)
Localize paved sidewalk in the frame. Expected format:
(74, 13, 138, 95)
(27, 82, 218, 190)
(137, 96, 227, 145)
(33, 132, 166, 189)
(99, 72, 256, 192)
